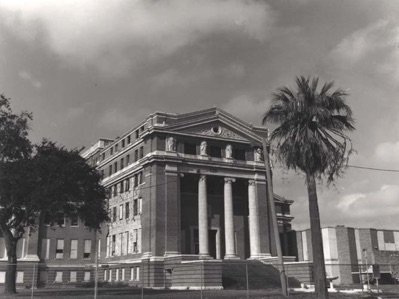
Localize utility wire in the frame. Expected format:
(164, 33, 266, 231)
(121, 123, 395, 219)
(347, 165, 399, 173)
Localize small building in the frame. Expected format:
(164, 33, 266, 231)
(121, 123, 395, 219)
(294, 226, 399, 285)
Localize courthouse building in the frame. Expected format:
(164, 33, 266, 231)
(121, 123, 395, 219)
(0, 107, 294, 288)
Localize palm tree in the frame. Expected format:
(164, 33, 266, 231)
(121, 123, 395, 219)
(263, 76, 355, 299)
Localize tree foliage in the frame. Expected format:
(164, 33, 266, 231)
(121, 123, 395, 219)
(264, 76, 355, 181)
(0, 95, 108, 294)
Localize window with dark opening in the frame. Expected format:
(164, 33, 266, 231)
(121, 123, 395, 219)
(209, 146, 222, 158)
(184, 143, 197, 155)
(233, 148, 246, 160)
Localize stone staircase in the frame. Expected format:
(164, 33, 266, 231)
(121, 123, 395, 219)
(222, 260, 292, 289)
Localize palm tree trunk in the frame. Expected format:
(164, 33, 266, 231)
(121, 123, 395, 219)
(306, 173, 328, 299)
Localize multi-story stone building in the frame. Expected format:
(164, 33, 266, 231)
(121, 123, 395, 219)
(84, 107, 294, 288)
(0, 107, 294, 288)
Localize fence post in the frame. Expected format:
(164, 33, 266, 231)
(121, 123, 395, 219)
(94, 233, 99, 299)
(245, 263, 249, 299)
(200, 262, 203, 299)
(31, 263, 35, 299)
(141, 263, 144, 299)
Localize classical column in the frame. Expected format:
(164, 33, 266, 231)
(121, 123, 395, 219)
(198, 174, 209, 257)
(248, 180, 261, 258)
(224, 177, 238, 259)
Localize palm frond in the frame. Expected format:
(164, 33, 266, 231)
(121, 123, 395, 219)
(263, 76, 355, 181)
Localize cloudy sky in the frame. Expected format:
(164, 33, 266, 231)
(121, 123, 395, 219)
(1, 0, 399, 230)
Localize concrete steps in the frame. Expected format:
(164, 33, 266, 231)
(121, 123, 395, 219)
(222, 260, 282, 289)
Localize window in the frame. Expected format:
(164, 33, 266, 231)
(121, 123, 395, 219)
(0, 272, 5, 283)
(115, 144, 118, 152)
(109, 269, 113, 281)
(233, 148, 246, 160)
(125, 231, 129, 255)
(122, 268, 125, 281)
(134, 149, 138, 161)
(104, 270, 107, 281)
(121, 233, 125, 256)
(120, 158, 124, 170)
(127, 135, 131, 144)
(98, 239, 101, 258)
(125, 178, 130, 192)
(133, 199, 138, 216)
(138, 172, 143, 184)
(139, 198, 142, 214)
(130, 268, 134, 281)
(106, 236, 110, 257)
(112, 235, 116, 256)
(102, 153, 105, 161)
(84, 240, 92, 259)
(84, 272, 90, 282)
(55, 271, 63, 282)
(56, 239, 64, 259)
(210, 146, 222, 158)
(101, 169, 104, 178)
(139, 146, 144, 159)
(109, 165, 112, 176)
(140, 125, 145, 132)
(122, 139, 125, 148)
(70, 215, 78, 227)
(126, 154, 130, 167)
(120, 181, 124, 194)
(110, 147, 113, 155)
(41, 239, 50, 260)
(184, 143, 197, 155)
(115, 269, 119, 281)
(135, 267, 140, 281)
(113, 185, 117, 197)
(135, 130, 139, 139)
(125, 202, 130, 219)
(56, 214, 65, 226)
(134, 175, 138, 188)
(119, 204, 123, 220)
(70, 240, 78, 259)
(112, 207, 117, 222)
(133, 229, 138, 253)
(114, 162, 118, 173)
(16, 272, 24, 283)
(70, 271, 77, 282)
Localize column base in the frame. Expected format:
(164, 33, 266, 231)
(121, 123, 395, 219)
(199, 254, 213, 260)
(22, 254, 40, 262)
(164, 251, 180, 257)
(248, 253, 272, 260)
(224, 254, 240, 260)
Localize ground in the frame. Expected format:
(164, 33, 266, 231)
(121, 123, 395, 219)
(1, 287, 398, 299)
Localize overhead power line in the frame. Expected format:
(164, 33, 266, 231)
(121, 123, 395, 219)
(348, 165, 399, 173)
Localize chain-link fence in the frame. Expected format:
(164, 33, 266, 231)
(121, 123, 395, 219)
(1, 261, 399, 298)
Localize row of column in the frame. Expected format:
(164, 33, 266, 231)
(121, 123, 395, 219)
(198, 175, 261, 259)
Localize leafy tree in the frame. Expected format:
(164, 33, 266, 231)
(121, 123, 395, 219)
(263, 77, 355, 299)
(0, 96, 109, 294)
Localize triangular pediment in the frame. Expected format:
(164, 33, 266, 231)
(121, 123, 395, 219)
(163, 108, 267, 144)
(177, 122, 248, 142)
